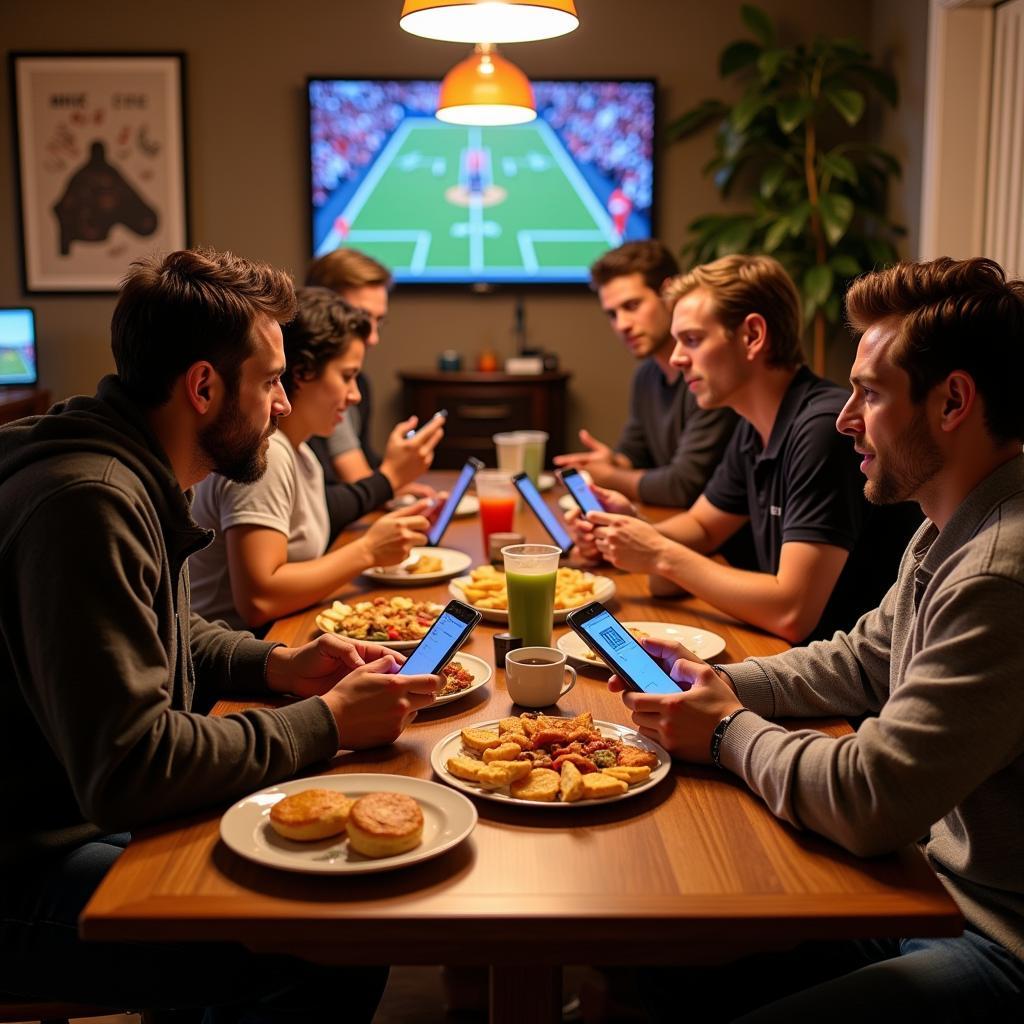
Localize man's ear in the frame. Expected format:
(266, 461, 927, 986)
(183, 361, 220, 416)
(741, 312, 768, 361)
(937, 371, 977, 433)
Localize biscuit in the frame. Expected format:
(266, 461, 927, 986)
(461, 728, 502, 752)
(581, 773, 629, 799)
(476, 759, 533, 790)
(559, 761, 584, 803)
(447, 755, 485, 782)
(268, 788, 353, 842)
(510, 768, 560, 802)
(602, 765, 652, 784)
(483, 742, 523, 763)
(346, 792, 424, 858)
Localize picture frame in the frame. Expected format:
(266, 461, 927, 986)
(9, 52, 189, 294)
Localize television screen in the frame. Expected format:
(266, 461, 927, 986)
(0, 308, 38, 386)
(308, 78, 655, 285)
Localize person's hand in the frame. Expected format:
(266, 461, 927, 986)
(553, 429, 616, 470)
(380, 414, 445, 492)
(397, 481, 437, 500)
(359, 501, 431, 566)
(321, 654, 441, 750)
(266, 632, 380, 697)
(608, 638, 742, 762)
(588, 511, 670, 573)
(563, 485, 636, 563)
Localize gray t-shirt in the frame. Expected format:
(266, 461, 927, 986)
(325, 408, 362, 458)
(189, 432, 330, 628)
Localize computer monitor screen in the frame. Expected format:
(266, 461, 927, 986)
(307, 78, 656, 285)
(0, 308, 38, 386)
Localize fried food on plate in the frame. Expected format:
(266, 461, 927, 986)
(510, 767, 561, 802)
(458, 565, 603, 613)
(559, 761, 585, 803)
(268, 788, 354, 842)
(461, 727, 502, 752)
(346, 792, 424, 858)
(581, 773, 629, 799)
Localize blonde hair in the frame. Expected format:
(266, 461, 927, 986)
(663, 254, 804, 369)
(305, 247, 392, 293)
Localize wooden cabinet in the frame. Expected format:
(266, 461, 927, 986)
(399, 370, 570, 469)
(0, 388, 50, 426)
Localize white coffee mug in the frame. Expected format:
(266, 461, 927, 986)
(504, 647, 577, 708)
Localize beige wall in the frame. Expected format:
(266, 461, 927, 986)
(2, 0, 922, 452)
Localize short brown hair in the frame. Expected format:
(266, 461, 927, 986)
(589, 240, 680, 293)
(305, 247, 392, 293)
(111, 248, 296, 408)
(282, 287, 371, 398)
(663, 254, 804, 369)
(846, 257, 1024, 444)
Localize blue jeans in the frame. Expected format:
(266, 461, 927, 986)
(640, 930, 1024, 1023)
(0, 834, 387, 1023)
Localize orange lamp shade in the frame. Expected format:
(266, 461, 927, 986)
(436, 48, 536, 126)
(401, 0, 578, 44)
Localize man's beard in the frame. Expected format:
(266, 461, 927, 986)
(199, 392, 278, 484)
(864, 408, 943, 505)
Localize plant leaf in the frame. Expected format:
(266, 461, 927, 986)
(826, 87, 865, 126)
(741, 4, 776, 46)
(763, 216, 791, 253)
(787, 200, 812, 237)
(731, 91, 769, 132)
(803, 264, 834, 307)
(819, 193, 855, 246)
(720, 40, 762, 77)
(777, 97, 813, 134)
(715, 218, 756, 256)
(757, 48, 786, 81)
(829, 253, 862, 277)
(821, 152, 858, 185)
(759, 160, 789, 200)
(824, 294, 841, 323)
(665, 99, 729, 141)
(866, 237, 898, 267)
(851, 65, 899, 106)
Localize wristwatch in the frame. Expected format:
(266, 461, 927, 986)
(710, 707, 750, 768)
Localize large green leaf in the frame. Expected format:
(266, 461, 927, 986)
(757, 48, 786, 81)
(851, 65, 899, 106)
(715, 218, 756, 256)
(741, 4, 776, 46)
(826, 87, 865, 126)
(787, 201, 812, 237)
(763, 216, 791, 253)
(759, 160, 789, 199)
(819, 193, 855, 245)
(777, 97, 813, 134)
(666, 99, 729, 141)
(720, 40, 762, 76)
(803, 264, 834, 306)
(821, 152, 858, 185)
(865, 237, 898, 267)
(731, 91, 770, 132)
(830, 253, 862, 277)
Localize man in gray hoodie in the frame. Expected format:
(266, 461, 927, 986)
(0, 248, 439, 1019)
(614, 257, 1024, 1020)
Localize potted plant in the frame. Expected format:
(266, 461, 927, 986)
(668, 4, 903, 374)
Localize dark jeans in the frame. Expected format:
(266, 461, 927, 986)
(640, 929, 1024, 1023)
(0, 833, 387, 1023)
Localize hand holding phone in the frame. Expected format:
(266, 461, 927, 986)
(398, 600, 482, 675)
(405, 409, 448, 439)
(565, 602, 682, 695)
(558, 467, 603, 516)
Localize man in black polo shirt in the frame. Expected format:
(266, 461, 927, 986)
(568, 254, 916, 643)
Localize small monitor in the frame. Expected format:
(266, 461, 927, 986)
(0, 308, 38, 386)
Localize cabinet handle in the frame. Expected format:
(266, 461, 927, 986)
(456, 403, 513, 419)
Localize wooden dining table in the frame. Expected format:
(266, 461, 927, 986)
(81, 471, 961, 1022)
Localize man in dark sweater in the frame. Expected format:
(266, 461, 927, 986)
(0, 248, 439, 1018)
(554, 240, 737, 507)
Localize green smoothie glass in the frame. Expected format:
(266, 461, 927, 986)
(517, 431, 549, 485)
(502, 543, 561, 648)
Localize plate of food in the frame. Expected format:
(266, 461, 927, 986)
(316, 596, 443, 649)
(537, 472, 557, 492)
(448, 564, 615, 622)
(433, 653, 492, 707)
(220, 774, 477, 874)
(363, 547, 472, 585)
(455, 494, 479, 517)
(557, 620, 727, 666)
(430, 711, 670, 807)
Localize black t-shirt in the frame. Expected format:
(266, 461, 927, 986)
(702, 366, 919, 641)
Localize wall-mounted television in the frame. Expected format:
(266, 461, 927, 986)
(307, 78, 656, 285)
(0, 307, 38, 386)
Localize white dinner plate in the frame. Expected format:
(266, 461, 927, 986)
(430, 718, 670, 808)
(220, 774, 477, 874)
(557, 620, 727, 667)
(537, 472, 556, 492)
(433, 652, 492, 707)
(447, 571, 616, 623)
(363, 547, 472, 585)
(557, 493, 576, 513)
(455, 494, 479, 517)
(315, 598, 444, 651)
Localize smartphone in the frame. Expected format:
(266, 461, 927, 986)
(427, 457, 483, 546)
(511, 472, 574, 554)
(565, 602, 682, 695)
(404, 409, 448, 440)
(558, 467, 603, 516)
(398, 599, 482, 675)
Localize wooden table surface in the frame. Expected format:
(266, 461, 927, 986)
(81, 471, 961, 1021)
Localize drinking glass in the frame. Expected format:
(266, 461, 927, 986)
(476, 470, 517, 550)
(516, 430, 549, 485)
(502, 543, 561, 648)
(492, 432, 526, 475)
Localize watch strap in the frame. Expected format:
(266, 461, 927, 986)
(710, 707, 750, 768)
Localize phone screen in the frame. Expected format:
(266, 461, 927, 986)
(398, 608, 472, 675)
(513, 474, 574, 553)
(563, 471, 603, 515)
(428, 459, 479, 546)
(575, 608, 680, 694)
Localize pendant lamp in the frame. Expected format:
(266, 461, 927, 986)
(400, 0, 578, 44)
(436, 44, 536, 126)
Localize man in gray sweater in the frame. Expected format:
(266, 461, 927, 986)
(613, 257, 1024, 1019)
(0, 248, 440, 1019)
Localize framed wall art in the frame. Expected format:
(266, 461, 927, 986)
(9, 52, 189, 293)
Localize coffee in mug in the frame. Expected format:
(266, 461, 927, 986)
(504, 646, 576, 708)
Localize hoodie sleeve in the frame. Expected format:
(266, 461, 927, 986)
(8, 477, 339, 832)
